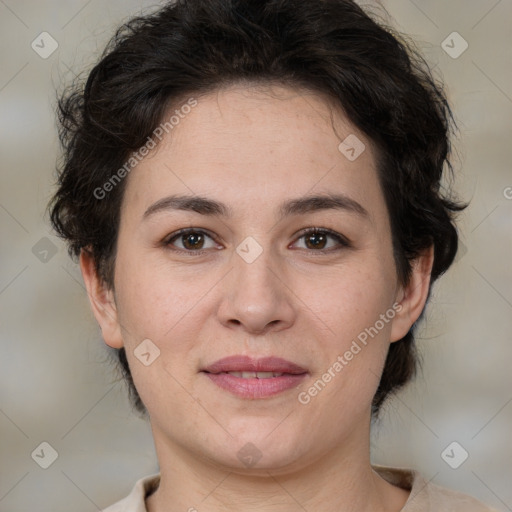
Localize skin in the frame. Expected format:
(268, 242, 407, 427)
(81, 83, 434, 512)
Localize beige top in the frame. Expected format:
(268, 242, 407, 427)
(102, 465, 498, 511)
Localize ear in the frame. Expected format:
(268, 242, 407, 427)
(79, 248, 124, 349)
(390, 245, 434, 343)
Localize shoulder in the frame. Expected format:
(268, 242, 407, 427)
(373, 465, 499, 512)
(101, 474, 160, 512)
(413, 477, 499, 512)
(101, 469, 499, 512)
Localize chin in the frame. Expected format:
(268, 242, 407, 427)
(208, 421, 307, 472)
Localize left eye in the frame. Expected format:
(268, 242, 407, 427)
(292, 228, 350, 252)
(164, 228, 350, 253)
(165, 229, 219, 252)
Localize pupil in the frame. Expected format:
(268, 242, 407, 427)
(184, 232, 203, 249)
(307, 232, 326, 249)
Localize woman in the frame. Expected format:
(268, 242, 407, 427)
(48, 0, 498, 510)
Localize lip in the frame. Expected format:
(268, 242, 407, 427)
(201, 356, 308, 399)
(203, 355, 308, 374)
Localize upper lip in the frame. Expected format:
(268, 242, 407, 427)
(202, 356, 308, 374)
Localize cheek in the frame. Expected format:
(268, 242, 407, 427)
(114, 252, 209, 342)
(298, 257, 396, 397)
(312, 260, 396, 339)
(115, 261, 205, 411)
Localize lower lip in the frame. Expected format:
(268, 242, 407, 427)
(203, 372, 308, 399)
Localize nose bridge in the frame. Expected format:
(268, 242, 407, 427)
(233, 234, 280, 303)
(218, 234, 295, 332)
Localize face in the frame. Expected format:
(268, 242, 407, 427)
(82, 83, 431, 474)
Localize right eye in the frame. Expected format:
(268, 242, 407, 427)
(164, 228, 220, 254)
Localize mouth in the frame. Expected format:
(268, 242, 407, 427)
(201, 356, 308, 399)
(215, 371, 290, 378)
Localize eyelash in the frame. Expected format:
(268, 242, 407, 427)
(163, 227, 351, 255)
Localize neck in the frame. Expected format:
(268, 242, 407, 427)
(145, 418, 409, 512)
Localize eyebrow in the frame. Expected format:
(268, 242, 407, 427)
(142, 192, 369, 221)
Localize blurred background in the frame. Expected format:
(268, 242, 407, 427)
(0, 1, 511, 510)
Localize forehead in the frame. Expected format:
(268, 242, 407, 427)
(165, 84, 365, 162)
(121, 83, 384, 223)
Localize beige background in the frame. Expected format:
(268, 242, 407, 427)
(0, 1, 511, 511)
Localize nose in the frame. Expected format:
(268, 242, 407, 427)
(216, 242, 296, 335)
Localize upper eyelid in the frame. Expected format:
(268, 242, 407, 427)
(165, 227, 218, 243)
